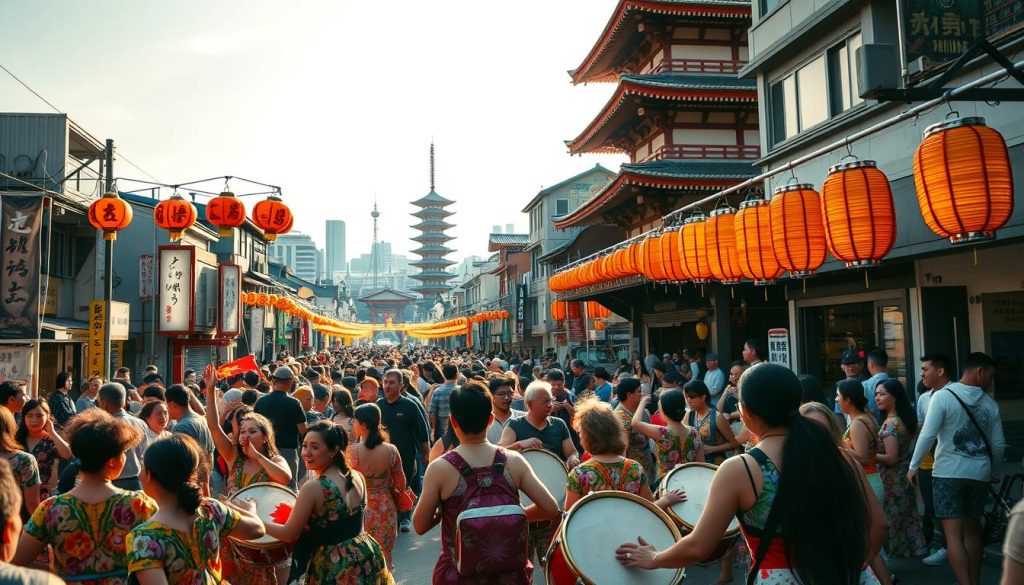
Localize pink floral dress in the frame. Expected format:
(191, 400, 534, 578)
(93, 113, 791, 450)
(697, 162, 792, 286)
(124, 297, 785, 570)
(653, 425, 703, 477)
(349, 443, 405, 567)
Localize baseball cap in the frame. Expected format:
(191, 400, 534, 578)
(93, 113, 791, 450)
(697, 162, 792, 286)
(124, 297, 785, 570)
(841, 350, 860, 365)
(222, 388, 244, 403)
(360, 377, 379, 389)
(272, 366, 295, 380)
(292, 387, 313, 401)
(705, 352, 719, 361)
(341, 376, 357, 390)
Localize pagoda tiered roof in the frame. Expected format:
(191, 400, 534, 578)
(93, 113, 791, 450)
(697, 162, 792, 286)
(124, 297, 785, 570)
(411, 232, 455, 244)
(553, 159, 757, 229)
(572, 0, 752, 84)
(412, 207, 453, 220)
(568, 74, 756, 155)
(411, 244, 455, 256)
(411, 189, 455, 207)
(411, 219, 456, 232)
(411, 257, 457, 268)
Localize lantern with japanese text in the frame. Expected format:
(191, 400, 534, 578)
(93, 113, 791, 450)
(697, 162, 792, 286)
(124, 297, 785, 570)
(770, 184, 827, 277)
(206, 191, 246, 236)
(88, 191, 133, 241)
(735, 195, 783, 285)
(821, 160, 896, 267)
(678, 210, 712, 284)
(705, 206, 743, 284)
(913, 117, 1014, 245)
(154, 194, 197, 241)
(252, 195, 293, 242)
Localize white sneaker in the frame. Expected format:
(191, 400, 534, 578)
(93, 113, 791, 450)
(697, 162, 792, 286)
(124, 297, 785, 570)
(922, 547, 948, 566)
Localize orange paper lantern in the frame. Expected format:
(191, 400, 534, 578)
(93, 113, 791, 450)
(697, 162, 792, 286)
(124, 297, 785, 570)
(658, 226, 688, 282)
(551, 301, 567, 321)
(594, 320, 607, 331)
(154, 194, 197, 241)
(821, 160, 896, 267)
(640, 233, 669, 281)
(735, 196, 783, 285)
(252, 195, 293, 241)
(88, 191, 133, 241)
(705, 206, 743, 284)
(770, 184, 827, 277)
(586, 301, 611, 319)
(678, 211, 712, 284)
(913, 117, 1014, 245)
(205, 191, 246, 236)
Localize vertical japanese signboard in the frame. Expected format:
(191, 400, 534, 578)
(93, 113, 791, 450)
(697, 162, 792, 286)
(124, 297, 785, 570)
(904, 1, 984, 72)
(88, 301, 106, 378)
(109, 302, 130, 341)
(158, 246, 195, 334)
(218, 264, 241, 337)
(515, 284, 527, 342)
(0, 195, 43, 339)
(768, 328, 791, 370)
(139, 254, 154, 301)
(0, 346, 34, 393)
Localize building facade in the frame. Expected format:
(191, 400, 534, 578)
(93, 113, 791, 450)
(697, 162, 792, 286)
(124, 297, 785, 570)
(325, 219, 346, 283)
(268, 231, 321, 283)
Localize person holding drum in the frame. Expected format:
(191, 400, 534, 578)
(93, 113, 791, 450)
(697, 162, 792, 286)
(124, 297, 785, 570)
(14, 408, 159, 584)
(683, 379, 740, 465)
(264, 420, 394, 585)
(414, 380, 560, 584)
(616, 363, 887, 585)
(630, 390, 704, 477)
(203, 365, 292, 585)
(349, 403, 405, 570)
(613, 378, 659, 490)
(128, 435, 265, 584)
(565, 398, 686, 511)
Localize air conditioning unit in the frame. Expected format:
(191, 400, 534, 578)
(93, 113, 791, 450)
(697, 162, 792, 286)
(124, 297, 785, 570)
(857, 44, 901, 98)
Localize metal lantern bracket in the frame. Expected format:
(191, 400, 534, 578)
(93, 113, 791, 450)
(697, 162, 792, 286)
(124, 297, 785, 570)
(868, 40, 1024, 102)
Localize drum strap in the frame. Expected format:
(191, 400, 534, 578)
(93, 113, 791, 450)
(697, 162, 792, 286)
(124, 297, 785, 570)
(741, 448, 783, 585)
(591, 460, 628, 491)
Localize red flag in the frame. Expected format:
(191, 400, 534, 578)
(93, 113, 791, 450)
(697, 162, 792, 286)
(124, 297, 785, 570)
(270, 502, 293, 525)
(217, 354, 263, 380)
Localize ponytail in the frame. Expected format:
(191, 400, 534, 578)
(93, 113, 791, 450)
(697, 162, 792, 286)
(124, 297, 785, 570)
(143, 435, 205, 515)
(305, 419, 353, 489)
(353, 403, 389, 449)
(177, 480, 203, 515)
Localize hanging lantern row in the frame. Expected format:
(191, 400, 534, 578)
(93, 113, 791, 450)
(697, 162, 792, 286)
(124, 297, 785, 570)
(207, 190, 294, 241)
(469, 310, 510, 323)
(550, 115, 1013, 292)
(241, 292, 373, 338)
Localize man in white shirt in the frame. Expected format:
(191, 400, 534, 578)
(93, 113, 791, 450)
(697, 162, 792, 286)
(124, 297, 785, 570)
(486, 377, 524, 443)
(909, 352, 1005, 585)
(703, 352, 725, 405)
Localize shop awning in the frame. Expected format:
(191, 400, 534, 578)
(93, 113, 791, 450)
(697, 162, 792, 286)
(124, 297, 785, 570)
(41, 317, 89, 342)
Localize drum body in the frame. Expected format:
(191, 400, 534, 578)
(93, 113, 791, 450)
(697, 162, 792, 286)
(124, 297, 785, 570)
(658, 463, 739, 565)
(545, 492, 684, 585)
(230, 482, 297, 566)
(521, 448, 568, 507)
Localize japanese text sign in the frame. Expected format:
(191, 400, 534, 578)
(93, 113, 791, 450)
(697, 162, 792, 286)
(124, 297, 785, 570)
(0, 194, 42, 340)
(218, 264, 241, 337)
(768, 328, 791, 370)
(88, 300, 106, 378)
(158, 246, 195, 334)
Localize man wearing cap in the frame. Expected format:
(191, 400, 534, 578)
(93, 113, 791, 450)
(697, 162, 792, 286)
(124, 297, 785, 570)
(704, 353, 725, 406)
(834, 350, 866, 416)
(255, 366, 306, 488)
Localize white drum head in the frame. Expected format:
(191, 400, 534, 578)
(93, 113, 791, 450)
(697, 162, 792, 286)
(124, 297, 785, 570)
(662, 463, 739, 535)
(231, 482, 297, 545)
(563, 492, 683, 584)
(520, 449, 567, 507)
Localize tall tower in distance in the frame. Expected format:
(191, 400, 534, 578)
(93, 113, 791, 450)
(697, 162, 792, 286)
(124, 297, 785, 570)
(325, 219, 346, 284)
(370, 201, 381, 290)
(409, 143, 456, 313)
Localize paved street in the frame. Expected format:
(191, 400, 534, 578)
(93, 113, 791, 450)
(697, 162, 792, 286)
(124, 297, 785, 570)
(390, 527, 1007, 584)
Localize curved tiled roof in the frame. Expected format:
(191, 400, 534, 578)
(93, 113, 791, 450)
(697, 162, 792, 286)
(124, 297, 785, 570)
(410, 189, 455, 207)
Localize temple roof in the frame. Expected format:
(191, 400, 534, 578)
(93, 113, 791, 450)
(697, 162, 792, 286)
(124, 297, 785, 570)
(411, 257, 457, 267)
(411, 189, 455, 207)
(410, 270, 457, 280)
(572, 0, 752, 84)
(357, 287, 419, 303)
(410, 219, 456, 231)
(411, 232, 455, 243)
(412, 207, 453, 220)
(553, 159, 757, 229)
(568, 74, 757, 155)
(411, 244, 455, 255)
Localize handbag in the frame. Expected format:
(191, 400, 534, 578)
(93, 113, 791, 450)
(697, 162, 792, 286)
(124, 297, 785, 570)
(394, 486, 416, 512)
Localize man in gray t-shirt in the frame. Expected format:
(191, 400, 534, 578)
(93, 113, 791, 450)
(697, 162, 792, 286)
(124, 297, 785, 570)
(166, 384, 214, 491)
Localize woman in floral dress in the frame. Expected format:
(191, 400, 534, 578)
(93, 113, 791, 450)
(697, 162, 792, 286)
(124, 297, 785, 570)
(628, 391, 703, 477)
(13, 408, 157, 584)
(349, 403, 405, 570)
(265, 420, 393, 585)
(128, 435, 265, 584)
(0, 405, 40, 519)
(566, 398, 685, 511)
(204, 365, 292, 585)
(17, 399, 72, 500)
(874, 379, 927, 558)
(683, 380, 740, 465)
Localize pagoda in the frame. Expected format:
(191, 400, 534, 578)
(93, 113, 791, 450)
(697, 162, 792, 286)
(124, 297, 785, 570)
(409, 144, 456, 312)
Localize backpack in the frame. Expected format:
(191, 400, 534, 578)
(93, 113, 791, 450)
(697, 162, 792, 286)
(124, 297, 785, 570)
(443, 449, 529, 577)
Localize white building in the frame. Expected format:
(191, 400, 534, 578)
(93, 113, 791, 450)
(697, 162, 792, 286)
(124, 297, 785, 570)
(267, 232, 321, 283)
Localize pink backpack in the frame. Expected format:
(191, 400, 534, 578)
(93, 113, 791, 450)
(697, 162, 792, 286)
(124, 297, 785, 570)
(443, 449, 529, 577)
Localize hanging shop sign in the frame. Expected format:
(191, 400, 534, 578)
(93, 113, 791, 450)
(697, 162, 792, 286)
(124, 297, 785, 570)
(0, 194, 42, 340)
(0, 346, 34, 394)
(158, 245, 196, 334)
(139, 254, 155, 301)
(88, 301, 106, 378)
(516, 284, 527, 341)
(904, 1, 984, 73)
(768, 328, 791, 370)
(218, 264, 241, 337)
(109, 301, 130, 341)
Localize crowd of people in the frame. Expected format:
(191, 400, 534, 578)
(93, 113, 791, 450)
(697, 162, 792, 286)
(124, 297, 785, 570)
(0, 339, 1017, 584)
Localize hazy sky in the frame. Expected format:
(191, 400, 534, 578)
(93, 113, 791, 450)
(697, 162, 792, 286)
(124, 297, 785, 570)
(0, 0, 628, 261)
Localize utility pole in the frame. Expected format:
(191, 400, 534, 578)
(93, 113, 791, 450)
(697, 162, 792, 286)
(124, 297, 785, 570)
(103, 139, 114, 378)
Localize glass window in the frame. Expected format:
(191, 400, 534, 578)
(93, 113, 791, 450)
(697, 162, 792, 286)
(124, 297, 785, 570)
(760, 0, 783, 16)
(555, 199, 569, 216)
(798, 56, 828, 131)
(829, 33, 863, 115)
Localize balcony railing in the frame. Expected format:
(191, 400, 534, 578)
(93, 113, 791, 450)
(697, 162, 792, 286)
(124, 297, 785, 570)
(650, 58, 748, 75)
(640, 144, 761, 162)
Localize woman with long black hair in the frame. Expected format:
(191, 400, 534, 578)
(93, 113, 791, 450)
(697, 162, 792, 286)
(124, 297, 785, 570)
(616, 363, 886, 584)
(875, 379, 927, 558)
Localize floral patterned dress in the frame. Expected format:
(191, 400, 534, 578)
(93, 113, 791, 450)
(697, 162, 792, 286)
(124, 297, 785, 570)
(27, 437, 59, 500)
(349, 443, 405, 567)
(877, 416, 927, 557)
(5, 450, 40, 516)
(653, 425, 703, 477)
(842, 414, 884, 504)
(566, 458, 646, 498)
(687, 408, 727, 464)
(24, 490, 158, 584)
(127, 498, 241, 584)
(304, 475, 393, 585)
(223, 454, 276, 585)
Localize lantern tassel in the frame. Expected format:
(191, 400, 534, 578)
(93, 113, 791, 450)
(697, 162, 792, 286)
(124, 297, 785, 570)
(730, 287, 735, 300)
(764, 288, 768, 302)
(865, 270, 870, 289)
(802, 279, 807, 294)
(973, 246, 978, 266)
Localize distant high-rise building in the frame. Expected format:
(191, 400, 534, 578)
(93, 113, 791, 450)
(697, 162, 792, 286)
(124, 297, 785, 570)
(325, 220, 346, 282)
(267, 232, 320, 282)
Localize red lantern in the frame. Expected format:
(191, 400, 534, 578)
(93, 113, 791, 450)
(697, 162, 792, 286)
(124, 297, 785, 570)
(678, 211, 712, 284)
(705, 206, 743, 284)
(594, 320, 607, 331)
(770, 184, 827, 277)
(252, 195, 293, 241)
(88, 191, 133, 241)
(154, 194, 197, 241)
(206, 191, 246, 236)
(735, 196, 783, 285)
(821, 160, 896, 267)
